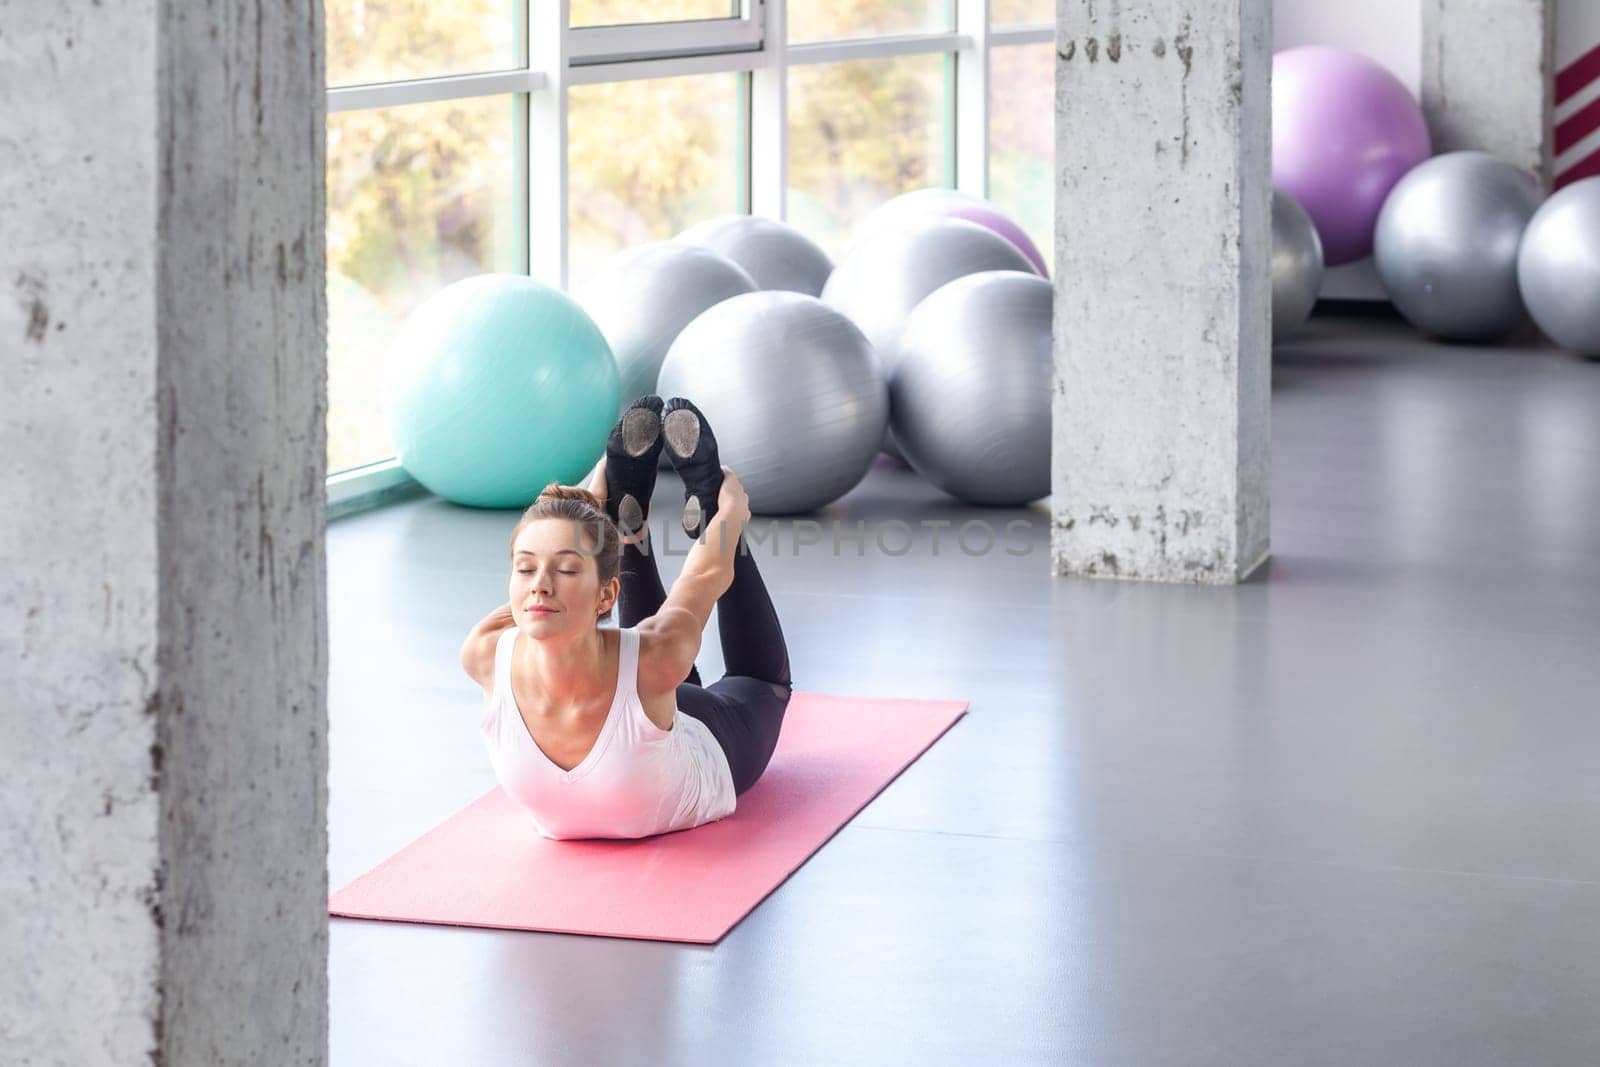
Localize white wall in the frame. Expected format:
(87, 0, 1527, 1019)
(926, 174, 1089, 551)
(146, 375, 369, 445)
(1275, 0, 1422, 93)
(1557, 0, 1600, 68)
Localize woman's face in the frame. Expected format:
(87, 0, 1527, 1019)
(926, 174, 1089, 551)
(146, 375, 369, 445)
(508, 519, 617, 637)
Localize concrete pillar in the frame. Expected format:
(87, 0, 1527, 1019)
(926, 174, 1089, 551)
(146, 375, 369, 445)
(1, 3, 327, 1064)
(1422, 0, 1556, 186)
(1052, 1, 1273, 584)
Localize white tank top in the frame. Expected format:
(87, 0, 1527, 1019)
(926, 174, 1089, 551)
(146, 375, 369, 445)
(480, 626, 737, 840)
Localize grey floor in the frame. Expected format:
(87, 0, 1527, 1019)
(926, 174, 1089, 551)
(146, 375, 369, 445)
(329, 312, 1600, 1066)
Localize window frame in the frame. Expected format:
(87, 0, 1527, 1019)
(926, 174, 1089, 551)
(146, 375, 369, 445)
(568, 1, 764, 66)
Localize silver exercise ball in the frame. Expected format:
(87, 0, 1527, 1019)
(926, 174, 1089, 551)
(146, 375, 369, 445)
(871, 186, 984, 220)
(573, 241, 756, 408)
(656, 291, 888, 515)
(1372, 151, 1543, 341)
(1272, 190, 1324, 341)
(1517, 177, 1600, 357)
(893, 271, 1052, 506)
(676, 215, 834, 297)
(820, 216, 1037, 378)
(838, 187, 985, 255)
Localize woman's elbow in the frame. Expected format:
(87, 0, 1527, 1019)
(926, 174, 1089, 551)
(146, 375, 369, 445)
(460, 638, 490, 685)
(642, 609, 704, 677)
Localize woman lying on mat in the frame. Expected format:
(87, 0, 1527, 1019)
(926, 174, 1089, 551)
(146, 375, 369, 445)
(460, 396, 794, 840)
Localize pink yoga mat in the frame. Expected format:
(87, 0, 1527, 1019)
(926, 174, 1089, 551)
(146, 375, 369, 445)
(329, 692, 967, 944)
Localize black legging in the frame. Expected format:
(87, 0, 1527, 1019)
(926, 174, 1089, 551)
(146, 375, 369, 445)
(619, 536, 793, 795)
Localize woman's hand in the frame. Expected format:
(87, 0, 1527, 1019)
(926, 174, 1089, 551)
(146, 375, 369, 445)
(584, 456, 607, 508)
(717, 467, 750, 529)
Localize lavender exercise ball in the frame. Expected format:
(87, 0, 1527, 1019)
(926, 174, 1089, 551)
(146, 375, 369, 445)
(1272, 46, 1431, 266)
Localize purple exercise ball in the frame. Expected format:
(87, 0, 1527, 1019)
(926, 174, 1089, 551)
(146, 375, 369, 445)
(1272, 46, 1431, 266)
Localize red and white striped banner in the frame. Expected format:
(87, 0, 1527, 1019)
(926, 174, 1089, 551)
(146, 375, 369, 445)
(1556, 28, 1600, 187)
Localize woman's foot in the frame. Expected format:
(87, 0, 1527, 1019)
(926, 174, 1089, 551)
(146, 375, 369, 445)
(605, 396, 664, 541)
(661, 397, 724, 539)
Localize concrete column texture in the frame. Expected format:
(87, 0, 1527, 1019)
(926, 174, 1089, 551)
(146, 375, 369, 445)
(1422, 0, 1556, 186)
(1, 3, 328, 1065)
(1052, 0, 1273, 584)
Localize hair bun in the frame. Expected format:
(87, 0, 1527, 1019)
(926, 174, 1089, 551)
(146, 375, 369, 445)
(535, 482, 603, 510)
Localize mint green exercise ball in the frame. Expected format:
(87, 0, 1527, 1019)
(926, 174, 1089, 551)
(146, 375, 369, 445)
(382, 273, 620, 508)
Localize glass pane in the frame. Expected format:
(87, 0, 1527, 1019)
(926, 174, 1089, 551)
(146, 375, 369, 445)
(787, 55, 953, 256)
(991, 0, 1052, 25)
(571, 0, 737, 27)
(326, 0, 524, 87)
(326, 96, 522, 473)
(789, 0, 952, 43)
(989, 43, 1053, 275)
(567, 74, 743, 285)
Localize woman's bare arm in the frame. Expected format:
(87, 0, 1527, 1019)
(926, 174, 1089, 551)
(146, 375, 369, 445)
(460, 602, 515, 690)
(636, 470, 750, 695)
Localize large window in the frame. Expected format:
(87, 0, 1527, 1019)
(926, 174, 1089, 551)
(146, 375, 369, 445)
(324, 2, 1055, 481)
(788, 55, 954, 256)
(570, 0, 739, 27)
(326, 96, 522, 472)
(990, 0, 1051, 25)
(989, 42, 1054, 275)
(326, 0, 525, 87)
(567, 74, 745, 285)
(789, 1, 954, 43)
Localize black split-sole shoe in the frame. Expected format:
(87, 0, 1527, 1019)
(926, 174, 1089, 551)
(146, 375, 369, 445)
(661, 397, 724, 540)
(605, 396, 665, 539)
